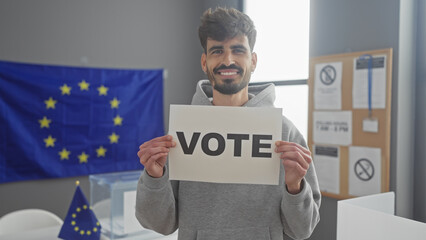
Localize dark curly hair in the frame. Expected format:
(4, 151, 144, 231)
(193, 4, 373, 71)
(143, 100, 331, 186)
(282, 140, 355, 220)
(198, 7, 257, 53)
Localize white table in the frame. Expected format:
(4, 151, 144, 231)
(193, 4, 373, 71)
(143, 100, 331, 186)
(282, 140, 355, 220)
(0, 225, 178, 240)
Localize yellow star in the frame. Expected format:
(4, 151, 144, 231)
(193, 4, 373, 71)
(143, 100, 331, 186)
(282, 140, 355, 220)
(110, 97, 120, 109)
(78, 152, 89, 164)
(97, 85, 108, 96)
(96, 146, 107, 157)
(80, 230, 85, 235)
(60, 84, 72, 95)
(44, 97, 57, 109)
(71, 221, 76, 226)
(113, 115, 123, 126)
(74, 227, 79, 232)
(93, 227, 98, 232)
(39, 116, 51, 128)
(109, 132, 119, 144)
(44, 135, 56, 148)
(87, 230, 91, 235)
(78, 80, 90, 91)
(58, 148, 71, 160)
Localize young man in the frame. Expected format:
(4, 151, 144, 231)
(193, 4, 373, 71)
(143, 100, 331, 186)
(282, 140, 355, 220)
(136, 8, 321, 240)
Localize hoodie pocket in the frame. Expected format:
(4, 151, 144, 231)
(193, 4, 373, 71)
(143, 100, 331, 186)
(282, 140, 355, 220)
(196, 226, 271, 240)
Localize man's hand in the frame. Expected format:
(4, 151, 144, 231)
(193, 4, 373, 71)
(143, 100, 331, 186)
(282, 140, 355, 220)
(275, 141, 312, 194)
(137, 135, 176, 178)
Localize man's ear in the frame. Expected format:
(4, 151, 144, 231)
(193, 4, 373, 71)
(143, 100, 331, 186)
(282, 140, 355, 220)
(251, 52, 258, 72)
(201, 53, 207, 73)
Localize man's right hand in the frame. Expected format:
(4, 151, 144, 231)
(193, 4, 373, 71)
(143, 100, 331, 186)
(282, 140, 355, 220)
(137, 135, 176, 178)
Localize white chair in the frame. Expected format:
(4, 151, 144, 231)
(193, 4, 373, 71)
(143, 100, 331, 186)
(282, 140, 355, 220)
(0, 209, 63, 235)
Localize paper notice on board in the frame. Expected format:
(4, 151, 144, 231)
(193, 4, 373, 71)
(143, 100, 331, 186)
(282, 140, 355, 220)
(349, 146, 382, 196)
(313, 111, 352, 145)
(168, 105, 282, 185)
(314, 62, 343, 110)
(313, 145, 340, 194)
(353, 55, 387, 109)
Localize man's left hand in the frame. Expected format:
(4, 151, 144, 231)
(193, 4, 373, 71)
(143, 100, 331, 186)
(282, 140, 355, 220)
(275, 141, 312, 194)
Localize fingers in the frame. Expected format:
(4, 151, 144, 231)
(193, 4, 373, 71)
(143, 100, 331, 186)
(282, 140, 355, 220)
(138, 146, 170, 165)
(281, 151, 310, 170)
(142, 152, 168, 169)
(139, 135, 176, 149)
(275, 140, 310, 155)
(282, 158, 308, 176)
(274, 140, 312, 170)
(137, 135, 176, 168)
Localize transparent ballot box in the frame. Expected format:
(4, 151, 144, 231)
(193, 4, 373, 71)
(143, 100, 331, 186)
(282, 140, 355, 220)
(89, 170, 164, 239)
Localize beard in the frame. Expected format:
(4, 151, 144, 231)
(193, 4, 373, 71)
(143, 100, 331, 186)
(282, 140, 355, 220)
(206, 64, 251, 95)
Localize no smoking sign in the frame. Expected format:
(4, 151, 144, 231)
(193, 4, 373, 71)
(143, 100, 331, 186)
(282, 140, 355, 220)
(354, 158, 375, 181)
(319, 65, 336, 85)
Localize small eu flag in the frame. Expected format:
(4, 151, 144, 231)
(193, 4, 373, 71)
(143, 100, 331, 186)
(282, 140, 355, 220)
(59, 181, 101, 240)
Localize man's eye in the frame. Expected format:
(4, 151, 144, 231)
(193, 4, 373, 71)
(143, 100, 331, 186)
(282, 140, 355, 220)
(212, 50, 223, 54)
(233, 49, 245, 54)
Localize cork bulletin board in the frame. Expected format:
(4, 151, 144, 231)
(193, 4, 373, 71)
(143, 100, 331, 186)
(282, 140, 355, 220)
(308, 48, 392, 199)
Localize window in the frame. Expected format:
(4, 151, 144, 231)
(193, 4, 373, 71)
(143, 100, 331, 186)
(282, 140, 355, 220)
(245, 0, 310, 139)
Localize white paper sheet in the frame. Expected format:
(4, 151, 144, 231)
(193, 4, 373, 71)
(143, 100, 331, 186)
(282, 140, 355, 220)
(353, 55, 387, 109)
(314, 62, 343, 110)
(313, 111, 352, 145)
(348, 146, 381, 196)
(313, 145, 340, 194)
(123, 190, 144, 234)
(168, 105, 282, 185)
(363, 118, 379, 133)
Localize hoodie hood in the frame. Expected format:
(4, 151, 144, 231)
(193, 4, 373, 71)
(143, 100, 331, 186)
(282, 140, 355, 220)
(191, 80, 276, 107)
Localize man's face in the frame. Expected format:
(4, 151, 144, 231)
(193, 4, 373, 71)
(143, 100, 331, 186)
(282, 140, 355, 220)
(201, 35, 257, 95)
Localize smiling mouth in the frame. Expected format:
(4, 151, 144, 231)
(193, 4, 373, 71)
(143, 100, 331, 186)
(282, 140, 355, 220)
(218, 71, 239, 76)
(213, 64, 243, 77)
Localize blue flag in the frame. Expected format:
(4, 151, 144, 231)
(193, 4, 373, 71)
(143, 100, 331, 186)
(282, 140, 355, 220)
(59, 184, 101, 240)
(0, 60, 164, 183)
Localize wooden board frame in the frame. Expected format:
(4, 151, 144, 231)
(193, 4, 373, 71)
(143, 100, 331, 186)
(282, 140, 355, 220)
(308, 48, 392, 199)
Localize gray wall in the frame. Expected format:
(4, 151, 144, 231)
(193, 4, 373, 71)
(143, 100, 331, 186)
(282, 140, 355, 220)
(0, 0, 219, 219)
(414, 0, 426, 223)
(309, 0, 423, 239)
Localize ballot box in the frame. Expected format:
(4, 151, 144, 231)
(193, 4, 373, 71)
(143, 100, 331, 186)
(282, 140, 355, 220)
(89, 170, 164, 239)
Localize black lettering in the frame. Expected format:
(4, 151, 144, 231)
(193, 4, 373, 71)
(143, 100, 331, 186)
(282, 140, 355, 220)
(201, 133, 225, 156)
(227, 133, 250, 157)
(176, 131, 200, 155)
(252, 134, 272, 158)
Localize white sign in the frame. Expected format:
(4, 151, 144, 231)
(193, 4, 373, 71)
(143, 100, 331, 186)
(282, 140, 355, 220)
(353, 55, 387, 109)
(168, 105, 282, 185)
(314, 62, 343, 110)
(349, 146, 381, 196)
(313, 145, 340, 194)
(313, 111, 352, 145)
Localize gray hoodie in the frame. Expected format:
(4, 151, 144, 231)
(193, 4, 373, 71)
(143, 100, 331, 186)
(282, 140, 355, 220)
(136, 80, 321, 240)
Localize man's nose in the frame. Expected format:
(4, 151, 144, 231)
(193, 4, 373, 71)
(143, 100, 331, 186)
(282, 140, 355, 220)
(222, 51, 235, 66)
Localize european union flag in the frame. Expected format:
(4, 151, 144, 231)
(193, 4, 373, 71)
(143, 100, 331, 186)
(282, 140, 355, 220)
(0, 60, 164, 183)
(59, 182, 101, 240)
